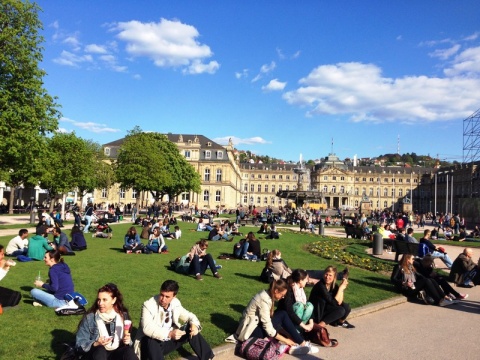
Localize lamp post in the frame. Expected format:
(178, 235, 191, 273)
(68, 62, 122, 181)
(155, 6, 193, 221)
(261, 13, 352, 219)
(29, 196, 36, 224)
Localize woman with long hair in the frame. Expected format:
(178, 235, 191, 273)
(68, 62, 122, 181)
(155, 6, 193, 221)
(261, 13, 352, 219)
(123, 226, 144, 254)
(236, 279, 318, 354)
(76, 283, 137, 359)
(265, 249, 320, 284)
(309, 266, 355, 330)
(146, 227, 168, 254)
(277, 269, 314, 332)
(391, 254, 455, 306)
(30, 250, 74, 308)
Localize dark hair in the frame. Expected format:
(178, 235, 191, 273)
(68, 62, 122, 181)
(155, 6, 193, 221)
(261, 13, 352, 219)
(267, 279, 288, 316)
(161, 280, 179, 295)
(0, 244, 4, 252)
(19, 229, 28, 237)
(46, 250, 64, 263)
(196, 239, 208, 248)
(85, 283, 129, 317)
(127, 226, 137, 235)
(71, 225, 82, 236)
(290, 269, 308, 284)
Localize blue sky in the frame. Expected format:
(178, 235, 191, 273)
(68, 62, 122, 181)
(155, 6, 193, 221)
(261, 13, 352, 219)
(37, 0, 480, 163)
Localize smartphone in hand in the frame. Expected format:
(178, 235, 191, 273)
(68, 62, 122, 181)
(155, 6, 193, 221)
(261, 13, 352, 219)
(342, 267, 349, 280)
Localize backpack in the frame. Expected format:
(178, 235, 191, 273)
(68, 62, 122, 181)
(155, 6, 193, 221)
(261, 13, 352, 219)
(260, 267, 274, 284)
(237, 337, 282, 360)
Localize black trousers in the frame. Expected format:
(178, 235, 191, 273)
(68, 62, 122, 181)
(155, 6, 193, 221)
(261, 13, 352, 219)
(141, 333, 214, 360)
(322, 302, 351, 325)
(85, 345, 137, 360)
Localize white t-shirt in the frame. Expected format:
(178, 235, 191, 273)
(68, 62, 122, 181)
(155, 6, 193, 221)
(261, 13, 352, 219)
(6, 235, 28, 255)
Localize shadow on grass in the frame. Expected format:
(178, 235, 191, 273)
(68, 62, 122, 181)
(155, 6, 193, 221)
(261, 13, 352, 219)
(109, 247, 127, 252)
(210, 312, 239, 335)
(50, 328, 75, 360)
(352, 276, 397, 292)
(234, 273, 261, 281)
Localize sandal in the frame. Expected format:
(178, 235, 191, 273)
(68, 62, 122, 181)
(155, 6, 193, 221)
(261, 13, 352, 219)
(326, 339, 339, 347)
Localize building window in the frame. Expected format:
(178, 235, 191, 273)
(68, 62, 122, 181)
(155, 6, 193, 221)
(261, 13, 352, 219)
(332, 185, 336, 193)
(101, 188, 107, 198)
(265, 185, 268, 192)
(119, 188, 125, 199)
(279, 185, 282, 191)
(205, 150, 211, 159)
(251, 174, 255, 179)
(406, 179, 410, 183)
(271, 197, 275, 204)
(398, 178, 403, 183)
(323, 185, 328, 193)
(215, 190, 221, 202)
(341, 176, 345, 181)
(324, 176, 328, 180)
(362, 187, 366, 195)
(244, 183, 248, 191)
(391, 189, 395, 197)
(286, 175, 290, 180)
(355, 188, 359, 195)
(131, 189, 137, 199)
(340, 186, 345, 193)
(257, 185, 261, 192)
(264, 197, 268, 204)
(370, 178, 374, 182)
(203, 190, 209, 201)
(272, 185, 275, 193)
(414, 179, 418, 183)
(243, 195, 248, 204)
(293, 185, 297, 190)
(399, 189, 403, 197)
(333, 176, 337, 181)
(286, 185, 289, 190)
(204, 169, 210, 181)
(250, 184, 254, 192)
(257, 197, 261, 204)
(384, 201, 388, 208)
(104, 147, 110, 156)
(181, 193, 190, 201)
(216, 169, 222, 182)
(217, 152, 223, 159)
(384, 178, 388, 182)
(279, 175, 283, 180)
(369, 188, 373, 196)
(272, 175, 276, 180)
(184, 150, 191, 158)
(355, 200, 359, 207)
(265, 174, 269, 179)
(384, 188, 388, 196)
(258, 174, 262, 179)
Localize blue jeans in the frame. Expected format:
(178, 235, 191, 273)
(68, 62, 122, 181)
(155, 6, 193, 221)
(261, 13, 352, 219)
(146, 244, 167, 253)
(252, 310, 304, 345)
(8, 249, 27, 257)
(31, 288, 68, 308)
(83, 215, 92, 233)
(431, 251, 453, 268)
(234, 242, 249, 258)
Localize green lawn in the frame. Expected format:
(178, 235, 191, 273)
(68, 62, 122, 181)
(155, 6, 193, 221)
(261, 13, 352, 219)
(1, 220, 399, 359)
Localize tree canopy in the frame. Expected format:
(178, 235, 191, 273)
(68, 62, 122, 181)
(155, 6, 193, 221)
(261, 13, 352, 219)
(0, 0, 61, 211)
(114, 127, 201, 201)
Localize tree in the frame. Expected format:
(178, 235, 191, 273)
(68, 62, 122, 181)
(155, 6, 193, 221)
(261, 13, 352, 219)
(0, 0, 61, 212)
(115, 127, 201, 201)
(40, 133, 107, 211)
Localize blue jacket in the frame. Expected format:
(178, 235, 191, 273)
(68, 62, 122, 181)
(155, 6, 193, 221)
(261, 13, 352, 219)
(43, 262, 74, 300)
(124, 233, 141, 247)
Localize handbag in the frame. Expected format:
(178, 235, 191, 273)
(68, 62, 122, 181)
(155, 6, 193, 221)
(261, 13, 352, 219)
(308, 325, 338, 347)
(237, 337, 282, 360)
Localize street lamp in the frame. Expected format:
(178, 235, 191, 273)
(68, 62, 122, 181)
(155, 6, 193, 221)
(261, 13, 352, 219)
(29, 196, 36, 224)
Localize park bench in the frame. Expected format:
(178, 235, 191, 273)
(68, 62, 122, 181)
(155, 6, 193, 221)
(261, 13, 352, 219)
(392, 241, 421, 262)
(344, 226, 365, 239)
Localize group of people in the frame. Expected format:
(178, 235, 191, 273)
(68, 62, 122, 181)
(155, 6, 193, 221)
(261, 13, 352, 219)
(124, 220, 182, 254)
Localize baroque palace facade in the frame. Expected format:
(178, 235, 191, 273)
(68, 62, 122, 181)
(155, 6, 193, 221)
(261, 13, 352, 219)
(97, 133, 438, 213)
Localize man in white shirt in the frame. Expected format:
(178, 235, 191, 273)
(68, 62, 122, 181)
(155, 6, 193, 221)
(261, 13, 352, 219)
(135, 280, 214, 360)
(5, 229, 29, 256)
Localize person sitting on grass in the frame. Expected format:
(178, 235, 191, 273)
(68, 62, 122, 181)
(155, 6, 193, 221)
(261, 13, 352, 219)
(186, 239, 222, 281)
(164, 225, 182, 239)
(5, 228, 29, 257)
(391, 254, 455, 307)
(234, 232, 261, 260)
(30, 250, 74, 308)
(309, 265, 356, 330)
(76, 283, 136, 359)
(0, 245, 20, 307)
(52, 227, 75, 255)
(235, 279, 318, 355)
(145, 227, 168, 254)
(277, 269, 315, 334)
(208, 223, 232, 241)
(70, 226, 87, 251)
(27, 225, 54, 261)
(123, 226, 144, 254)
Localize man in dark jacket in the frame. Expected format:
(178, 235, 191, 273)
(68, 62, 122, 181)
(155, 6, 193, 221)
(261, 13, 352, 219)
(449, 248, 480, 287)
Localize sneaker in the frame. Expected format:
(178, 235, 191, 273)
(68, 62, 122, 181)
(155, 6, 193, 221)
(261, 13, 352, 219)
(288, 345, 310, 355)
(278, 344, 289, 354)
(214, 273, 223, 279)
(439, 298, 456, 307)
(457, 293, 469, 300)
(418, 290, 429, 304)
(195, 274, 203, 281)
(126, 250, 132, 254)
(224, 334, 238, 344)
(304, 341, 319, 354)
(337, 320, 355, 329)
(33, 301, 43, 307)
(215, 265, 223, 270)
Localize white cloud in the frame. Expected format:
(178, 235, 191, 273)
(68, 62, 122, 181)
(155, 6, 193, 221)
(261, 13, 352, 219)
(85, 44, 108, 54)
(463, 32, 479, 41)
(53, 50, 93, 67)
(235, 69, 249, 79)
(133, 74, 142, 80)
(276, 47, 285, 60)
(262, 78, 287, 92)
(444, 46, 480, 77)
(429, 44, 461, 60)
(283, 58, 480, 124)
(61, 117, 121, 133)
(63, 34, 81, 51)
(213, 136, 271, 146)
(183, 60, 220, 75)
(252, 61, 276, 82)
(292, 51, 301, 59)
(111, 18, 219, 74)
